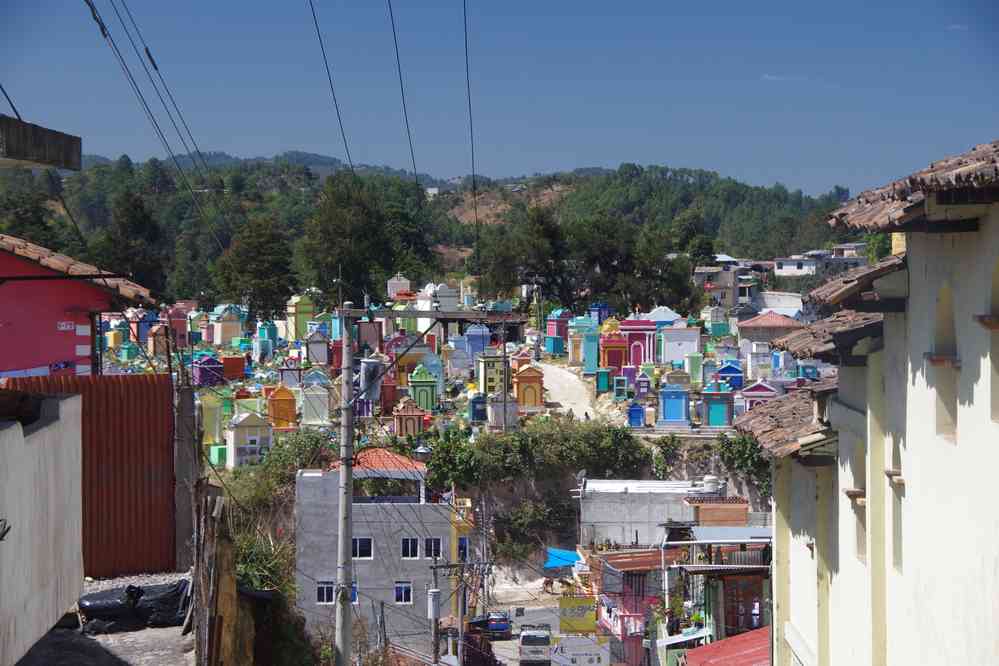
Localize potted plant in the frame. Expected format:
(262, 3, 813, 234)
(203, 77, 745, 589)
(691, 611, 704, 629)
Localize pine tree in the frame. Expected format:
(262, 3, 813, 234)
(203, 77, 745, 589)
(214, 216, 296, 321)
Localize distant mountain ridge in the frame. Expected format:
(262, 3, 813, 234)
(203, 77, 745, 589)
(83, 150, 450, 188)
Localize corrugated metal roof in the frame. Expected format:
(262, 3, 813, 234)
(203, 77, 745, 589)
(3, 374, 175, 577)
(690, 527, 771, 542)
(0, 233, 155, 305)
(683, 626, 770, 666)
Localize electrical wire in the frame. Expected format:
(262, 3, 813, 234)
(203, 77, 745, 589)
(80, 0, 224, 251)
(385, 0, 419, 186)
(0, 82, 22, 121)
(118, 0, 213, 176)
(462, 0, 481, 268)
(307, 0, 355, 175)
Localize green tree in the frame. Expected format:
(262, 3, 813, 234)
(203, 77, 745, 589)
(95, 191, 165, 294)
(140, 157, 175, 196)
(865, 232, 891, 263)
(297, 173, 393, 304)
(214, 217, 296, 321)
(0, 190, 61, 247)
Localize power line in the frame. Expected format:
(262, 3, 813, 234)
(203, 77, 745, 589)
(118, 0, 213, 176)
(385, 0, 419, 186)
(0, 82, 22, 121)
(462, 0, 481, 268)
(307, 0, 355, 175)
(80, 0, 225, 252)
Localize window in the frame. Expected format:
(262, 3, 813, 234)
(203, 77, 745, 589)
(318, 581, 358, 604)
(796, 262, 803, 270)
(402, 537, 419, 559)
(458, 536, 469, 562)
(317, 580, 336, 605)
(394, 581, 413, 604)
(425, 537, 442, 559)
(352, 537, 373, 559)
(776, 262, 784, 270)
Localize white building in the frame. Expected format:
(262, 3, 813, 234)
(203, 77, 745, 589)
(773, 255, 820, 277)
(746, 140, 999, 666)
(224, 412, 273, 469)
(1, 390, 83, 665)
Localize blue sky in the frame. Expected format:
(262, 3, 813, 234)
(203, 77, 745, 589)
(4, 0, 997, 194)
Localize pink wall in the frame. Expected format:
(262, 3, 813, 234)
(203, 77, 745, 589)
(0, 253, 113, 376)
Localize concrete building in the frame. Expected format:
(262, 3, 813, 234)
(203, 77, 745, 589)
(0, 389, 83, 664)
(0, 235, 154, 378)
(296, 449, 476, 651)
(575, 478, 726, 548)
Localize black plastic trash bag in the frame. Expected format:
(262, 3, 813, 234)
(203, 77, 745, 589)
(79, 580, 190, 634)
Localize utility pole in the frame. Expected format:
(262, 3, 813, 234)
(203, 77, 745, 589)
(431, 558, 441, 665)
(457, 566, 465, 666)
(480, 500, 490, 611)
(500, 324, 509, 434)
(334, 303, 355, 666)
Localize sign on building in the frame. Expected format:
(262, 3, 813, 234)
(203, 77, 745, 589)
(558, 596, 597, 634)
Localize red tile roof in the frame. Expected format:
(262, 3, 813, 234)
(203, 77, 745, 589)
(736, 311, 803, 329)
(828, 140, 999, 231)
(683, 626, 770, 666)
(0, 233, 155, 305)
(733, 380, 837, 458)
(331, 447, 426, 473)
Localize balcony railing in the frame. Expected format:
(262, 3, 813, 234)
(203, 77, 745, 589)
(597, 594, 658, 638)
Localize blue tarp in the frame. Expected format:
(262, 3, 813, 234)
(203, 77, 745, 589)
(543, 547, 581, 571)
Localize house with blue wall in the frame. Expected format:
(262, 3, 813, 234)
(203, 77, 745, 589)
(716, 360, 744, 390)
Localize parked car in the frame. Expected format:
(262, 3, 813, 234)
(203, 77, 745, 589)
(486, 611, 513, 640)
(518, 624, 552, 665)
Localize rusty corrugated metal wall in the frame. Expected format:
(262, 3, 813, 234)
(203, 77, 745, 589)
(5, 374, 176, 577)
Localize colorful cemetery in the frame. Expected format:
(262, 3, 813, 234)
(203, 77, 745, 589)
(598, 318, 627, 375)
(512, 365, 545, 411)
(657, 384, 691, 427)
(408, 364, 439, 412)
(544, 308, 572, 355)
(393, 397, 427, 437)
(567, 316, 597, 367)
(219, 412, 272, 469)
(620, 318, 656, 366)
(487, 392, 520, 431)
(286, 293, 316, 342)
(702, 380, 735, 427)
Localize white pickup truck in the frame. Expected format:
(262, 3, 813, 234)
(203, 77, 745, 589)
(518, 624, 552, 666)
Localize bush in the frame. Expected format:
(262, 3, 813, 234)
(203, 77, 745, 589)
(650, 435, 681, 479)
(715, 433, 771, 498)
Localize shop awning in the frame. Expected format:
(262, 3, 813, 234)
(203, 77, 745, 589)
(543, 547, 581, 571)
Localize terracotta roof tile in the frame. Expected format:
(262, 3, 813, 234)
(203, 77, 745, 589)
(0, 233, 155, 306)
(772, 310, 883, 360)
(736, 311, 803, 329)
(331, 447, 426, 473)
(807, 253, 906, 307)
(733, 381, 835, 458)
(828, 140, 999, 231)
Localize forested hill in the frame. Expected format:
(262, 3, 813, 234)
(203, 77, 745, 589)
(0, 154, 863, 316)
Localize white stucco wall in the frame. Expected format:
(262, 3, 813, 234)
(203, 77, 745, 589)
(786, 462, 818, 665)
(0, 395, 83, 665)
(885, 204, 999, 665)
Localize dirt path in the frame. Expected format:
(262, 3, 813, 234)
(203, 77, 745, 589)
(539, 363, 595, 419)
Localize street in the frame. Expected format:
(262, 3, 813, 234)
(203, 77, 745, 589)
(490, 606, 560, 665)
(538, 363, 594, 419)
